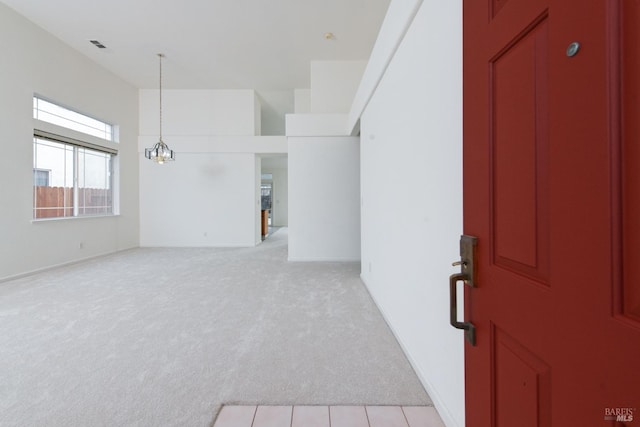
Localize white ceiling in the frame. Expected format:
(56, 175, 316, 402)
(1, 0, 390, 90)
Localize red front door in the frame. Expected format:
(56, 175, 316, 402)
(462, 0, 640, 425)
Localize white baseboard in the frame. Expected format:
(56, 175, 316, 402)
(360, 274, 462, 427)
(287, 256, 361, 262)
(0, 248, 136, 284)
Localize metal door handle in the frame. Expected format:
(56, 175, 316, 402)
(450, 272, 476, 345)
(449, 235, 477, 345)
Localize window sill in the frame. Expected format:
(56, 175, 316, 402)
(31, 214, 120, 224)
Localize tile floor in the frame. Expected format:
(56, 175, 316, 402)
(213, 405, 446, 427)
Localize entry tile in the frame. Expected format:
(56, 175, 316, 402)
(403, 406, 446, 427)
(253, 405, 292, 427)
(214, 405, 256, 427)
(291, 405, 330, 427)
(212, 405, 445, 427)
(330, 405, 369, 427)
(366, 406, 409, 427)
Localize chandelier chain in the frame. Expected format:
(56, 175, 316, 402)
(158, 53, 163, 139)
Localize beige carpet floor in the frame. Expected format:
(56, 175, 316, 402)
(0, 228, 430, 426)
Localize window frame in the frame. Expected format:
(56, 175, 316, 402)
(32, 96, 119, 221)
(33, 134, 116, 220)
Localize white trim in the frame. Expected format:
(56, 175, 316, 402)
(137, 135, 287, 154)
(31, 214, 120, 224)
(33, 119, 119, 153)
(287, 257, 361, 262)
(34, 129, 118, 154)
(0, 248, 134, 284)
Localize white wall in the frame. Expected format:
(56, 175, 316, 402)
(139, 89, 260, 137)
(288, 137, 360, 261)
(257, 90, 294, 135)
(286, 114, 350, 137)
(272, 168, 289, 227)
(253, 93, 262, 136)
(139, 152, 258, 247)
(286, 61, 364, 261)
(310, 61, 367, 113)
(358, 1, 464, 426)
(138, 90, 285, 247)
(294, 89, 311, 113)
(0, 3, 139, 281)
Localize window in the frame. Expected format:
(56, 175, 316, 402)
(33, 169, 50, 187)
(32, 96, 117, 220)
(33, 96, 115, 141)
(33, 137, 114, 219)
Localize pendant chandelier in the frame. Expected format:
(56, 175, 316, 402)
(145, 53, 175, 164)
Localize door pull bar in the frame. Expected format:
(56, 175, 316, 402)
(449, 235, 477, 346)
(450, 273, 476, 345)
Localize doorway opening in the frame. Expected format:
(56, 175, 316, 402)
(259, 155, 288, 241)
(261, 177, 273, 240)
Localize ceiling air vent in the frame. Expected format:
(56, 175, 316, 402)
(89, 40, 107, 49)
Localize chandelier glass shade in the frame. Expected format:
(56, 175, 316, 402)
(145, 138, 175, 164)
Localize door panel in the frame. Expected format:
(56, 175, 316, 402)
(492, 326, 551, 427)
(491, 17, 549, 282)
(463, 0, 640, 425)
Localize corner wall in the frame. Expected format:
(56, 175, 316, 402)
(257, 90, 294, 136)
(0, 3, 139, 281)
(288, 136, 360, 261)
(285, 59, 365, 262)
(358, 1, 464, 426)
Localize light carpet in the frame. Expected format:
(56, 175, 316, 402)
(0, 228, 430, 427)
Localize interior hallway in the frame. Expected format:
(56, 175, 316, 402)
(0, 229, 436, 426)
